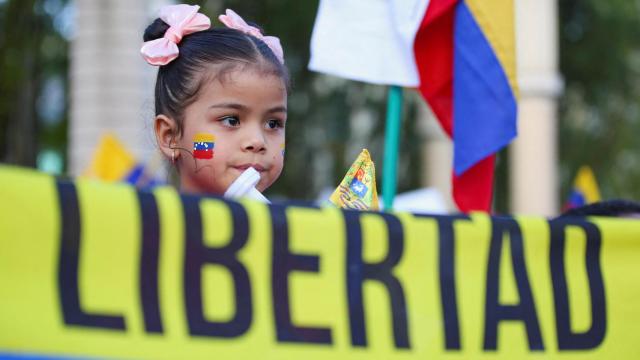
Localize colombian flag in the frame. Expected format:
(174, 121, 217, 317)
(564, 166, 601, 210)
(310, 0, 517, 212)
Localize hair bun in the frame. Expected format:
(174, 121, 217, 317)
(143, 18, 170, 42)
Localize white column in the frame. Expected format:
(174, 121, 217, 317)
(510, 0, 563, 215)
(69, 0, 157, 175)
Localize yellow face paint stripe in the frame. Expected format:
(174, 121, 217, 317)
(193, 133, 215, 143)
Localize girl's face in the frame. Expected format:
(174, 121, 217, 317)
(170, 68, 287, 195)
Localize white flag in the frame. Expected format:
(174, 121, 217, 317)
(309, 0, 430, 86)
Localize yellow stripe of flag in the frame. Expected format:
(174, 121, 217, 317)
(574, 166, 601, 204)
(464, 0, 518, 97)
(193, 133, 215, 143)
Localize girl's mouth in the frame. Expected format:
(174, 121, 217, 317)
(234, 164, 266, 172)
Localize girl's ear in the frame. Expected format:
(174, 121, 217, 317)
(154, 115, 179, 161)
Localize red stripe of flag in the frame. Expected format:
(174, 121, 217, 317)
(414, 0, 497, 212)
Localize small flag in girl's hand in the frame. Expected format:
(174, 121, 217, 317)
(330, 149, 379, 211)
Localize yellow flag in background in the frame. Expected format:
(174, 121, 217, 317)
(574, 165, 601, 203)
(83, 134, 136, 182)
(329, 149, 379, 211)
(565, 165, 601, 209)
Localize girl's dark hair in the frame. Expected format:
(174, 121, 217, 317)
(144, 18, 289, 135)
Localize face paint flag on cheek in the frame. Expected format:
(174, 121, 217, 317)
(280, 143, 285, 157)
(193, 133, 215, 159)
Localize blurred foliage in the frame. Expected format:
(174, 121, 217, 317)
(559, 0, 640, 201)
(0, 0, 69, 168)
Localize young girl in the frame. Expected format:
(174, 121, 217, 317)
(141, 4, 288, 196)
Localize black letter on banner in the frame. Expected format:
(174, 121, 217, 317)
(345, 210, 410, 349)
(57, 182, 126, 330)
(414, 214, 470, 350)
(138, 191, 163, 333)
(484, 217, 543, 351)
(549, 219, 606, 350)
(271, 204, 332, 344)
(183, 196, 252, 337)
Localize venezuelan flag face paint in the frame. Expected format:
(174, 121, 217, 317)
(280, 143, 285, 157)
(193, 133, 215, 159)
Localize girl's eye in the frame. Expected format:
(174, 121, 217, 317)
(266, 119, 283, 129)
(220, 116, 240, 127)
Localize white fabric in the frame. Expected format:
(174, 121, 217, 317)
(389, 187, 448, 214)
(309, 0, 430, 86)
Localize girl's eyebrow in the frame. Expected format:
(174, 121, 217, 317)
(209, 103, 287, 113)
(209, 102, 247, 110)
(267, 106, 287, 113)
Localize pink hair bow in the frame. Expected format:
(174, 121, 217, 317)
(141, 4, 211, 66)
(218, 9, 285, 64)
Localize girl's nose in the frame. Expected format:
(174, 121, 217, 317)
(242, 126, 267, 153)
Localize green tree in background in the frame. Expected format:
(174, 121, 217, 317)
(0, 0, 69, 170)
(559, 0, 640, 201)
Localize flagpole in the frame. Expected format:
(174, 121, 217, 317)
(382, 85, 404, 211)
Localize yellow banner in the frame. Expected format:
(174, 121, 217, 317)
(1, 166, 639, 359)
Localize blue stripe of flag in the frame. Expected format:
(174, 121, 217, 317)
(452, 1, 517, 175)
(193, 142, 214, 151)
